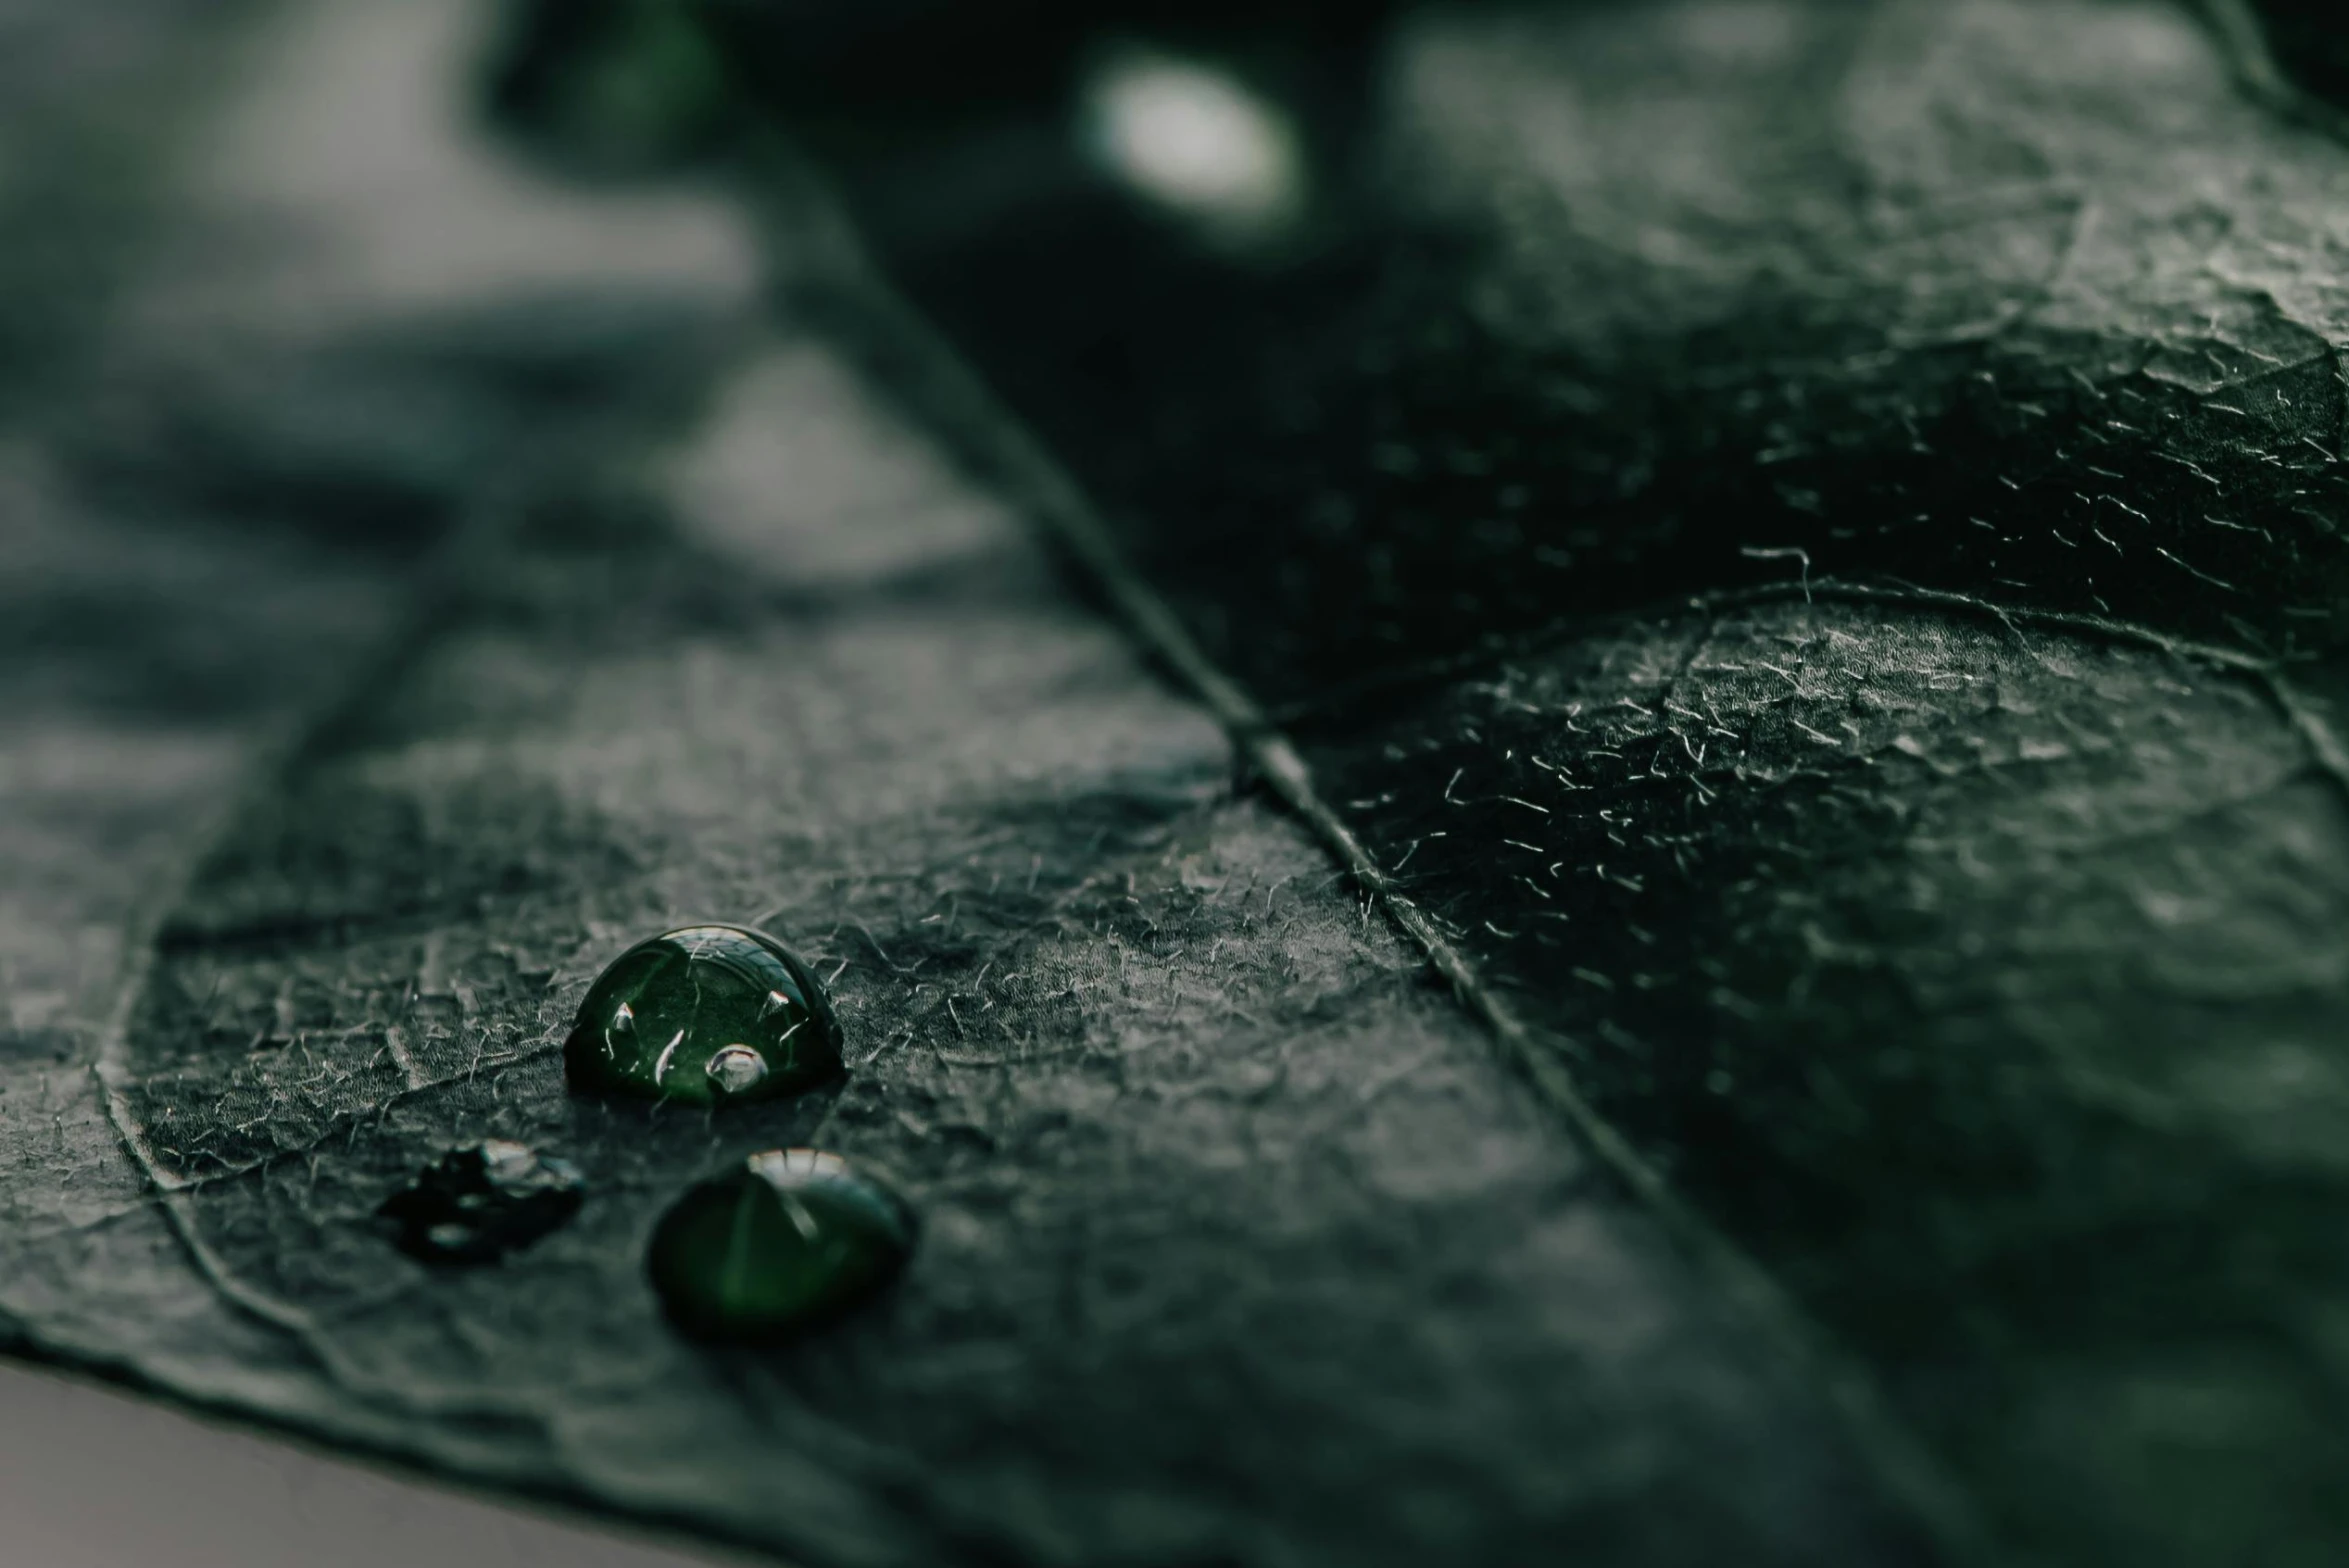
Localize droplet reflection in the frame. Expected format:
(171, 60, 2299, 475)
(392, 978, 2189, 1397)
(705, 1042, 769, 1099)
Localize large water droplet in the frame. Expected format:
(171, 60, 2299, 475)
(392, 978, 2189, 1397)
(378, 1139, 585, 1265)
(564, 924, 842, 1106)
(646, 1148, 912, 1340)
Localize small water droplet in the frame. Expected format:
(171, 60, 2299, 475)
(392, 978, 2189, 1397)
(646, 1148, 912, 1340)
(378, 1139, 585, 1265)
(564, 925, 842, 1106)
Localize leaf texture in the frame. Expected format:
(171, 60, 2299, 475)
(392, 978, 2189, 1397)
(689, 0, 2349, 1562)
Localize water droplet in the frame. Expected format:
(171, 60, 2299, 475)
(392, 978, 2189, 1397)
(378, 1139, 585, 1265)
(646, 1148, 912, 1340)
(564, 924, 842, 1106)
(1078, 46, 1306, 244)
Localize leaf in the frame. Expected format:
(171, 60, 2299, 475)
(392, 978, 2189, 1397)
(680, 0, 2349, 1563)
(0, 2, 1938, 1566)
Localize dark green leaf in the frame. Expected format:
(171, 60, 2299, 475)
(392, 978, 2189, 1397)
(0, 3, 1931, 1564)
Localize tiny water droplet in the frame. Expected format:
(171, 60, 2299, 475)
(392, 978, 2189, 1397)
(564, 925, 842, 1106)
(646, 1148, 912, 1340)
(378, 1139, 585, 1265)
